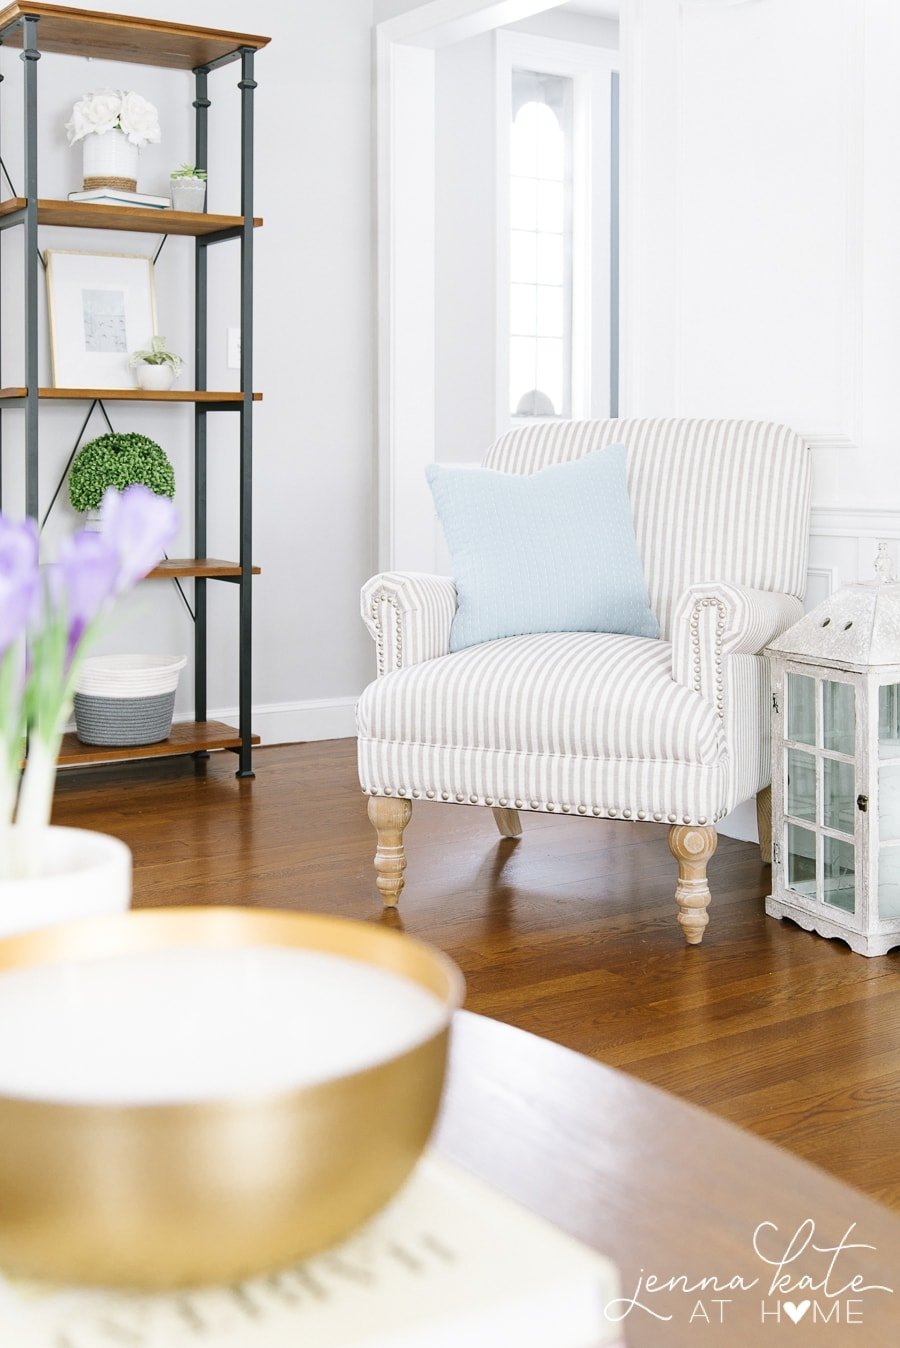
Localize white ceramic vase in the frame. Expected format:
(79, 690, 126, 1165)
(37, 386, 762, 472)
(135, 364, 176, 392)
(0, 827, 132, 940)
(82, 128, 139, 191)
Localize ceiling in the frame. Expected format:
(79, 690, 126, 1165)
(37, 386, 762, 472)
(560, 1, 621, 19)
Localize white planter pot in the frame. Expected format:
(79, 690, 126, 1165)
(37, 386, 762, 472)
(0, 827, 132, 940)
(170, 178, 207, 213)
(135, 364, 176, 392)
(82, 128, 139, 192)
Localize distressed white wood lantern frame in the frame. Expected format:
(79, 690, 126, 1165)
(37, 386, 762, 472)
(766, 549, 900, 956)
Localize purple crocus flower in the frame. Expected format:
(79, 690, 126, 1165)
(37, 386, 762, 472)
(56, 531, 120, 661)
(0, 515, 39, 654)
(100, 485, 179, 591)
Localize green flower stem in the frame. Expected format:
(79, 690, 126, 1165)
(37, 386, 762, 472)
(0, 646, 25, 878)
(12, 613, 79, 878)
(13, 736, 60, 878)
(0, 777, 15, 881)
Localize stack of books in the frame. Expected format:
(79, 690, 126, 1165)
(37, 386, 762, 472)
(0, 1153, 625, 1347)
(68, 188, 172, 210)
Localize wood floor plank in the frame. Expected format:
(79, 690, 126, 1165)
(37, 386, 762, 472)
(51, 739, 900, 1206)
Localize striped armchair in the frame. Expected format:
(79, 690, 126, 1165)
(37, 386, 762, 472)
(358, 419, 811, 944)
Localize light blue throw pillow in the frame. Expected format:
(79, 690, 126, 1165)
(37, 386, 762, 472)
(426, 446, 659, 653)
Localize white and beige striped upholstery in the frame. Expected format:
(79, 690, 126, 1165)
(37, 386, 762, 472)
(483, 419, 810, 638)
(358, 419, 810, 828)
(362, 572, 457, 676)
(359, 631, 729, 823)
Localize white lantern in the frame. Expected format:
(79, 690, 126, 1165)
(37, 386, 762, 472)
(766, 545, 900, 956)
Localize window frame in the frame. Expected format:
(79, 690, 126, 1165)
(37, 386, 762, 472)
(495, 30, 619, 435)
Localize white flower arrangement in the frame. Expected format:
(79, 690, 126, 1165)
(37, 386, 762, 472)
(65, 89, 161, 148)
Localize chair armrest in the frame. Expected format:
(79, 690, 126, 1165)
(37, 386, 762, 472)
(671, 583, 803, 711)
(361, 572, 458, 675)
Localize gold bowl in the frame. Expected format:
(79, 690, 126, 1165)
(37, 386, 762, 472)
(0, 906, 464, 1287)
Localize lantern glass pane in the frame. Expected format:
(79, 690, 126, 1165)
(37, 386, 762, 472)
(879, 846, 900, 919)
(823, 835, 855, 912)
(878, 765, 900, 842)
(787, 824, 816, 897)
(786, 748, 816, 823)
(787, 674, 816, 745)
(822, 680, 855, 756)
(823, 758, 855, 835)
(879, 684, 900, 759)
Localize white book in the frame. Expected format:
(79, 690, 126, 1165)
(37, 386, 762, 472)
(0, 1153, 625, 1348)
(67, 188, 172, 210)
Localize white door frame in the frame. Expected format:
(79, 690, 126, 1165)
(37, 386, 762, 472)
(375, 0, 579, 574)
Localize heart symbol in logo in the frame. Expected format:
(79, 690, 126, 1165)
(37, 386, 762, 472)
(784, 1300, 811, 1324)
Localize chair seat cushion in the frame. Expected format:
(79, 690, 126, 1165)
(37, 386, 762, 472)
(357, 632, 723, 766)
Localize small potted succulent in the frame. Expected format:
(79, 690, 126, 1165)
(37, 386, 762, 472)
(68, 431, 175, 529)
(129, 336, 183, 392)
(170, 163, 207, 213)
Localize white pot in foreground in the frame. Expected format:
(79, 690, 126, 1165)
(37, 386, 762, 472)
(0, 828, 132, 940)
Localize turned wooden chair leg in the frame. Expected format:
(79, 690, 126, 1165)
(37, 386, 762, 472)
(668, 825, 718, 946)
(367, 796, 412, 907)
(492, 806, 522, 839)
(756, 785, 772, 864)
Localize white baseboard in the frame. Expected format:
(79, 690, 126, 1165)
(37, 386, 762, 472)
(717, 798, 759, 844)
(198, 696, 358, 746)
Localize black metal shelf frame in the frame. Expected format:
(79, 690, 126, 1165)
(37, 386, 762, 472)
(0, 12, 257, 777)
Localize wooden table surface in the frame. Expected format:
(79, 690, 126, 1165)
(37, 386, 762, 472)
(436, 1012, 900, 1347)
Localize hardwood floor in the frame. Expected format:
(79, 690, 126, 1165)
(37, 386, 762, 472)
(52, 739, 900, 1208)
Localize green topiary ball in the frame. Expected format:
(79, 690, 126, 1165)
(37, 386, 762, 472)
(68, 431, 176, 514)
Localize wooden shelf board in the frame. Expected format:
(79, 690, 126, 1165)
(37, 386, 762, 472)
(0, 388, 261, 402)
(0, 3, 269, 69)
(149, 558, 261, 579)
(0, 198, 262, 235)
(58, 720, 259, 766)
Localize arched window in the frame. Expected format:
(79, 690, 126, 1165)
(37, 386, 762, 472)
(508, 71, 572, 418)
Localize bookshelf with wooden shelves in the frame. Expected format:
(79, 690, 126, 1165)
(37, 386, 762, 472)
(148, 559, 261, 581)
(0, 196, 262, 236)
(58, 721, 261, 767)
(0, 388, 262, 403)
(0, 2, 269, 775)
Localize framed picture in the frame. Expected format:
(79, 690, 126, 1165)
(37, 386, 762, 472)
(45, 249, 158, 389)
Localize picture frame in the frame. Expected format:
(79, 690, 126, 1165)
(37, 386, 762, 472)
(45, 249, 158, 389)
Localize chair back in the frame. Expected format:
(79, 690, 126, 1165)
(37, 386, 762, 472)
(483, 418, 811, 639)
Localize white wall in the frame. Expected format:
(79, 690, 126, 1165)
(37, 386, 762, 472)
(623, 0, 898, 512)
(435, 33, 497, 464)
(0, 0, 376, 744)
(507, 9, 619, 46)
(623, 0, 900, 839)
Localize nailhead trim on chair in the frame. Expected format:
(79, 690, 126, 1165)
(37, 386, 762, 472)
(367, 588, 405, 677)
(362, 787, 722, 826)
(687, 597, 729, 718)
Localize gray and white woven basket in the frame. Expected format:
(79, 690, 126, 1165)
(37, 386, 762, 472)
(74, 690, 177, 746)
(73, 654, 186, 747)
